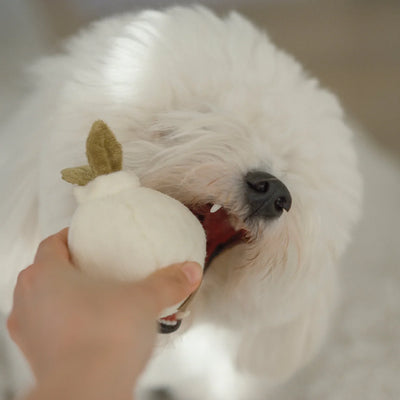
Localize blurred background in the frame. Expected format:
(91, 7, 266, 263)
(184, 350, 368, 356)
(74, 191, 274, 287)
(0, 1, 399, 399)
(1, 0, 399, 157)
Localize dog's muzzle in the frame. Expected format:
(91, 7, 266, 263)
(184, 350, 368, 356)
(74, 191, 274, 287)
(245, 171, 292, 219)
(157, 170, 292, 335)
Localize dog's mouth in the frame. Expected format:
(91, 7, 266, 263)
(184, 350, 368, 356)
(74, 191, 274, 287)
(158, 203, 249, 334)
(191, 203, 248, 268)
(158, 313, 182, 334)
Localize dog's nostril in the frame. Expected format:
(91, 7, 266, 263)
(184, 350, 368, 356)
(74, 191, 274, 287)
(245, 171, 292, 219)
(247, 180, 269, 194)
(275, 196, 289, 212)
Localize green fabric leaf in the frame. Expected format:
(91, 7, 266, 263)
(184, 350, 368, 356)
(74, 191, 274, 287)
(61, 165, 95, 186)
(86, 120, 123, 176)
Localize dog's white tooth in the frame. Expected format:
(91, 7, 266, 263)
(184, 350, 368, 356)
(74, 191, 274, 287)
(159, 319, 178, 326)
(210, 204, 222, 213)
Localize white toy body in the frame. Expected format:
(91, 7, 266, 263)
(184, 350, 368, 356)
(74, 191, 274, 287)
(69, 170, 206, 317)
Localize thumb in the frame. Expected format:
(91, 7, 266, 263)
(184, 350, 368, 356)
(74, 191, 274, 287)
(138, 262, 203, 314)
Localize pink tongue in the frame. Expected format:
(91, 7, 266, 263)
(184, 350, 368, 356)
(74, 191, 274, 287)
(203, 208, 238, 264)
(161, 313, 177, 321)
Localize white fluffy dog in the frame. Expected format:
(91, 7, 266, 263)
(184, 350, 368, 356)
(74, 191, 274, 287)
(0, 6, 362, 399)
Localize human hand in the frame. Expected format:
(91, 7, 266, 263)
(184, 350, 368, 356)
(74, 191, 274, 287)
(7, 228, 202, 400)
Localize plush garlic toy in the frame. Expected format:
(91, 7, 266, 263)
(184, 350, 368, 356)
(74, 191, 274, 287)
(62, 120, 206, 333)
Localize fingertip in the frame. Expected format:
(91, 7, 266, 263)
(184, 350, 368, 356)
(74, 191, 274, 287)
(180, 262, 203, 286)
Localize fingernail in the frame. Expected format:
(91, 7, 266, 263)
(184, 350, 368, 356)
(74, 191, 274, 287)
(181, 262, 202, 285)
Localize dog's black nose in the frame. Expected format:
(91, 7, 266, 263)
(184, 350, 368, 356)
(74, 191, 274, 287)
(245, 171, 292, 219)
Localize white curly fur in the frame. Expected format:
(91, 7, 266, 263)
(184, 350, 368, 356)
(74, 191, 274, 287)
(0, 6, 362, 399)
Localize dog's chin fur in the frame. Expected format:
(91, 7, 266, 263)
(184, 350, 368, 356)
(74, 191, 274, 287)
(0, 5, 362, 398)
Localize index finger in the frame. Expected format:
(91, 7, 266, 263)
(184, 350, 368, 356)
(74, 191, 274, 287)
(33, 228, 71, 265)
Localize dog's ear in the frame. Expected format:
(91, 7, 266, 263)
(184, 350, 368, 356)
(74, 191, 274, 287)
(86, 120, 123, 176)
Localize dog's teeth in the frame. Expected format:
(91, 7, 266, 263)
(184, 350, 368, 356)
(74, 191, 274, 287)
(159, 319, 178, 326)
(210, 204, 222, 213)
